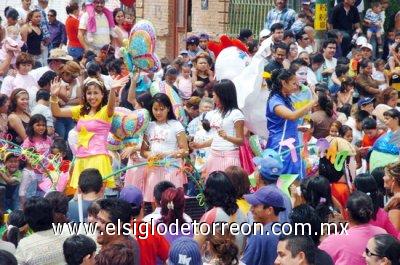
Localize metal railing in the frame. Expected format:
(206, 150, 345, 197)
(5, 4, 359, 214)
(227, 0, 298, 36)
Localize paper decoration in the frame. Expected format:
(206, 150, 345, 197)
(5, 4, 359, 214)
(280, 138, 298, 162)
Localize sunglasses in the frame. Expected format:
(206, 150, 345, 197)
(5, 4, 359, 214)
(365, 248, 382, 258)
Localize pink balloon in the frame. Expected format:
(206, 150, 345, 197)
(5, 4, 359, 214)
(280, 138, 298, 163)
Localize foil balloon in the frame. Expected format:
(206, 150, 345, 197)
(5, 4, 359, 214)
(107, 107, 150, 150)
(370, 131, 400, 171)
(120, 19, 161, 73)
(150, 80, 189, 126)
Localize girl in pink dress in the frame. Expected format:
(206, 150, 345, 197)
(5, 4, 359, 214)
(140, 93, 189, 204)
(22, 114, 52, 156)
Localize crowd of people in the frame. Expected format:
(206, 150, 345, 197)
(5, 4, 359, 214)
(0, 0, 399, 264)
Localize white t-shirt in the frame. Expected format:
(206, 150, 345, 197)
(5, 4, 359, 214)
(16, 7, 29, 23)
(31, 103, 54, 127)
(1, 73, 38, 111)
(145, 120, 185, 155)
(345, 117, 363, 145)
(206, 109, 244, 151)
(29, 66, 52, 82)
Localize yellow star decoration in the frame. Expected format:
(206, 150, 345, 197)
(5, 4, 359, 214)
(77, 126, 95, 149)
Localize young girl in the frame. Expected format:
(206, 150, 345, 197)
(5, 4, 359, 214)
(372, 59, 388, 90)
(339, 125, 353, 143)
(328, 121, 342, 138)
(192, 80, 244, 177)
(22, 114, 52, 156)
(122, 92, 153, 193)
(175, 63, 193, 100)
(50, 75, 128, 190)
(192, 53, 214, 96)
(140, 93, 188, 204)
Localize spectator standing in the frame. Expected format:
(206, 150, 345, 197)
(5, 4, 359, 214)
(78, 0, 115, 53)
(16, 0, 32, 26)
(199, 33, 215, 62)
(263, 22, 285, 58)
(47, 9, 67, 51)
(20, 10, 43, 65)
(264, 0, 296, 31)
(112, 8, 129, 58)
(34, 0, 51, 65)
(329, 0, 361, 56)
(65, 2, 84, 60)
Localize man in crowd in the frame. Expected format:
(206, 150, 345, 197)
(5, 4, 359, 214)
(275, 235, 317, 265)
(241, 185, 286, 265)
(264, 0, 296, 31)
(48, 9, 67, 50)
(16, 0, 32, 25)
(263, 23, 285, 58)
(264, 42, 288, 74)
(296, 29, 312, 54)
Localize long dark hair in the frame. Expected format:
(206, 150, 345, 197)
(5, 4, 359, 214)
(4, 210, 27, 247)
(204, 171, 238, 215)
(150, 93, 176, 121)
(268, 69, 296, 103)
(26, 114, 48, 140)
(303, 176, 334, 222)
(8, 88, 29, 114)
(112, 8, 124, 25)
(354, 173, 384, 220)
(136, 92, 153, 113)
(213, 79, 239, 118)
(318, 92, 334, 117)
(80, 80, 108, 116)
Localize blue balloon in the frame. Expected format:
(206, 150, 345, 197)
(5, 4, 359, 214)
(372, 132, 400, 155)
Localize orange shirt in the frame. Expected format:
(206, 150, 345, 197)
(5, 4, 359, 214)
(361, 131, 384, 148)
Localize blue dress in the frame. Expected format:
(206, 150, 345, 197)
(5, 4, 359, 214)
(266, 93, 304, 177)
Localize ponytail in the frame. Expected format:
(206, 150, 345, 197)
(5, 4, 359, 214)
(268, 69, 295, 99)
(318, 92, 334, 117)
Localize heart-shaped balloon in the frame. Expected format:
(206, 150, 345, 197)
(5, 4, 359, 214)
(121, 19, 160, 73)
(150, 80, 189, 126)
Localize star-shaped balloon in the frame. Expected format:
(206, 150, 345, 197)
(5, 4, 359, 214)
(77, 126, 95, 149)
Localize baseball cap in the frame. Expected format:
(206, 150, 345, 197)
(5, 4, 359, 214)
(186, 35, 200, 46)
(357, 97, 374, 107)
(168, 237, 202, 265)
(253, 156, 283, 181)
(361, 43, 373, 51)
(302, 0, 311, 4)
(199, 33, 209, 40)
(356, 36, 368, 46)
(259, 29, 271, 39)
(244, 185, 285, 208)
(119, 185, 143, 206)
(179, 50, 189, 55)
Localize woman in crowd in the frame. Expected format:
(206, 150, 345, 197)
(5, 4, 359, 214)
(65, 3, 84, 60)
(311, 92, 336, 139)
(354, 173, 398, 236)
(55, 61, 82, 140)
(192, 53, 214, 96)
(0, 94, 9, 138)
(363, 234, 400, 265)
(20, 10, 43, 64)
(192, 80, 244, 176)
(7, 89, 30, 145)
(320, 191, 387, 265)
(157, 187, 192, 243)
(225, 165, 251, 215)
(383, 162, 400, 231)
(112, 8, 129, 58)
(373, 87, 399, 127)
(356, 59, 382, 98)
(203, 227, 242, 265)
(195, 171, 247, 253)
(266, 69, 316, 177)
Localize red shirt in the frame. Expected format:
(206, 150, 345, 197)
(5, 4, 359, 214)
(65, 15, 83, 48)
(361, 132, 383, 148)
(132, 221, 170, 265)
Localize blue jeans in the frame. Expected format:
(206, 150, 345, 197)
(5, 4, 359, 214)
(55, 117, 76, 141)
(68, 47, 84, 60)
